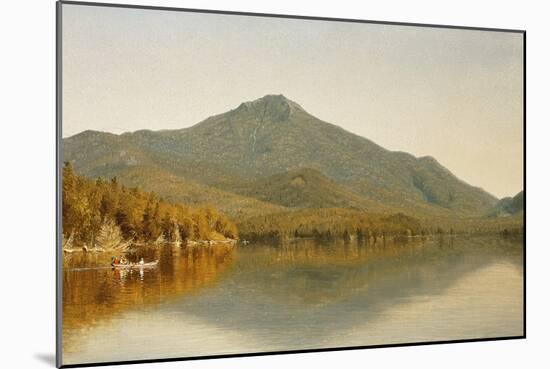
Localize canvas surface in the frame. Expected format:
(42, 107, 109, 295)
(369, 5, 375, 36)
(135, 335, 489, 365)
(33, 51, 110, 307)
(58, 2, 524, 366)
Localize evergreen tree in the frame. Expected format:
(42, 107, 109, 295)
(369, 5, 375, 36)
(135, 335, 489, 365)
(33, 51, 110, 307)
(161, 211, 173, 241)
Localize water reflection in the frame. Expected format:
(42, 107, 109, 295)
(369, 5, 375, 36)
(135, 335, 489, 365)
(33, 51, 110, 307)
(62, 243, 236, 354)
(62, 236, 523, 365)
(171, 236, 522, 344)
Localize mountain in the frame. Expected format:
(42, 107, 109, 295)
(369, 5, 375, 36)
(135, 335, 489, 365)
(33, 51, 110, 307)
(227, 168, 387, 211)
(63, 94, 498, 218)
(488, 191, 524, 217)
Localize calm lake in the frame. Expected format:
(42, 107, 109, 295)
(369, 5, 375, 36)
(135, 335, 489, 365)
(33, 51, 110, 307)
(62, 235, 524, 365)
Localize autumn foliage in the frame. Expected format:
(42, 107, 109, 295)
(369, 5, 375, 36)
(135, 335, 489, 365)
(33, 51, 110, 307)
(62, 162, 237, 249)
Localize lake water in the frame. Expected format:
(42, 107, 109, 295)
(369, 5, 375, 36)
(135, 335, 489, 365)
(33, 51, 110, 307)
(61, 236, 524, 365)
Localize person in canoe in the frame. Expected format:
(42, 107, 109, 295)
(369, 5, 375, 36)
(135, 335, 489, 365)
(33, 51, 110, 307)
(111, 256, 119, 265)
(139, 257, 144, 265)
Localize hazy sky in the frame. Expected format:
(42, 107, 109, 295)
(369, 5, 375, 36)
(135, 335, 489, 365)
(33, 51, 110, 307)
(62, 4, 523, 198)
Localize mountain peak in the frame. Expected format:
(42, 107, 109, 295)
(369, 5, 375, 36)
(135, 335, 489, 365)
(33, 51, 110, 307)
(235, 94, 305, 121)
(253, 94, 295, 104)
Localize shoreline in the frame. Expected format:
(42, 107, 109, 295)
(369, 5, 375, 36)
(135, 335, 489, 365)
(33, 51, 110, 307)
(62, 238, 238, 254)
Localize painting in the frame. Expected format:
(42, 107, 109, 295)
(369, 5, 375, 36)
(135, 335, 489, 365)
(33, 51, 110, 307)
(57, 1, 525, 367)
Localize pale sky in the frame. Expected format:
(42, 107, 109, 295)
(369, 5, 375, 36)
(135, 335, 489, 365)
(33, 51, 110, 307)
(62, 4, 524, 199)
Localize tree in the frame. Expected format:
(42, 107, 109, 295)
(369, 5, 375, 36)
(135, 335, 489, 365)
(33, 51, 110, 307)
(343, 229, 351, 243)
(115, 207, 133, 239)
(356, 228, 364, 242)
(141, 202, 153, 240)
(178, 217, 195, 241)
(161, 211, 173, 241)
(99, 194, 116, 221)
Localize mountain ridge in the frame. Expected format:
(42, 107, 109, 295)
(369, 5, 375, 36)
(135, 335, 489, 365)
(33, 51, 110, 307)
(487, 190, 524, 217)
(63, 94, 499, 218)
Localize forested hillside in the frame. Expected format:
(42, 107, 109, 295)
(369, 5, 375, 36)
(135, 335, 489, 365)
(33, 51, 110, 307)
(62, 162, 237, 250)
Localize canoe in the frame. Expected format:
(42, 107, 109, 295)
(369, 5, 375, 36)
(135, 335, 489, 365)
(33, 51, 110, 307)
(111, 260, 159, 269)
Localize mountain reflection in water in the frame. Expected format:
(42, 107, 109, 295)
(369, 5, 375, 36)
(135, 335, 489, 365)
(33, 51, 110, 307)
(62, 236, 523, 365)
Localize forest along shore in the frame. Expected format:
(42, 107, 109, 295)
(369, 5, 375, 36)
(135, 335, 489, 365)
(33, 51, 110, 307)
(62, 162, 238, 253)
(61, 161, 523, 255)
